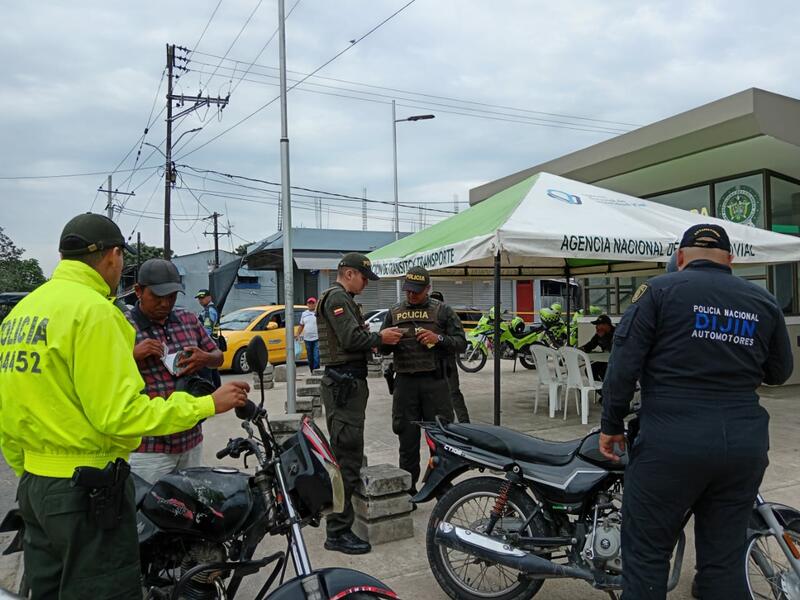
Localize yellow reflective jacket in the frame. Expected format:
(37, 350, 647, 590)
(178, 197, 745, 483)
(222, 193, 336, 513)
(0, 260, 215, 478)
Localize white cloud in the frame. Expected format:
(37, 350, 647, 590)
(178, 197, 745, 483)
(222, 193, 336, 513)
(1, 0, 799, 275)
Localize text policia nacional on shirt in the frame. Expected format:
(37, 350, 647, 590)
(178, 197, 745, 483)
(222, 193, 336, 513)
(693, 305, 759, 347)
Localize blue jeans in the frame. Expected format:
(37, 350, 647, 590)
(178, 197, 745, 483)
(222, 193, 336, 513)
(304, 339, 320, 371)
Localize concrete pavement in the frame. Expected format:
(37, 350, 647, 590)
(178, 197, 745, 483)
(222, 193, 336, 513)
(0, 360, 797, 598)
(205, 362, 800, 599)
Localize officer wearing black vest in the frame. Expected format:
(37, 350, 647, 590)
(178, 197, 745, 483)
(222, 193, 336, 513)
(316, 252, 403, 555)
(381, 266, 467, 491)
(430, 290, 470, 423)
(599, 224, 793, 600)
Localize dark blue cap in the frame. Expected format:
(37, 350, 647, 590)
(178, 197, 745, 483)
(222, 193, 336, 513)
(679, 224, 731, 252)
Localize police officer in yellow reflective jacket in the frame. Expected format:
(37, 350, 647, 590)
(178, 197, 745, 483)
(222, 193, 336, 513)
(381, 266, 466, 492)
(0, 213, 250, 600)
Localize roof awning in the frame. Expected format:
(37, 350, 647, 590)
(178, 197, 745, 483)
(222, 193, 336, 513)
(293, 250, 343, 270)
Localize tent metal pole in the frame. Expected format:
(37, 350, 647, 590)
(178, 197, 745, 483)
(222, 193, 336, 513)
(565, 263, 571, 346)
(494, 251, 501, 426)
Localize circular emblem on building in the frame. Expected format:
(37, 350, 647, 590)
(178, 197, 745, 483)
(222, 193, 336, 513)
(718, 185, 761, 226)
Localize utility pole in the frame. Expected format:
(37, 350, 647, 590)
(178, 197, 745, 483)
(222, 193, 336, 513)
(136, 232, 142, 278)
(203, 212, 229, 268)
(163, 43, 229, 257)
(362, 188, 368, 230)
(106, 175, 113, 219)
(97, 175, 134, 221)
(277, 195, 283, 231)
(277, 0, 297, 415)
(164, 44, 174, 257)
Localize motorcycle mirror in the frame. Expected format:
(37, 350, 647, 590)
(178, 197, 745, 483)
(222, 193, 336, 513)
(246, 337, 269, 410)
(246, 336, 269, 376)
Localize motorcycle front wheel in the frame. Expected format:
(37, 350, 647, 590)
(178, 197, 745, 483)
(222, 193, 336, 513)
(518, 351, 537, 370)
(427, 476, 546, 600)
(746, 526, 800, 600)
(457, 342, 488, 373)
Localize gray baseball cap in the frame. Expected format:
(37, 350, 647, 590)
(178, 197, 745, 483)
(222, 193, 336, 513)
(137, 259, 185, 296)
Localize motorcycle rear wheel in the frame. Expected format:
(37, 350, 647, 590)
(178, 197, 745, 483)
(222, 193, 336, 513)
(746, 526, 800, 600)
(427, 476, 546, 600)
(458, 343, 487, 373)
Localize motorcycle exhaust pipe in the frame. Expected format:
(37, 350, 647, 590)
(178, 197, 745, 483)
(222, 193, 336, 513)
(435, 522, 596, 582)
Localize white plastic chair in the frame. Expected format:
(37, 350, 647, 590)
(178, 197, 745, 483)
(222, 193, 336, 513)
(530, 345, 566, 418)
(559, 347, 603, 425)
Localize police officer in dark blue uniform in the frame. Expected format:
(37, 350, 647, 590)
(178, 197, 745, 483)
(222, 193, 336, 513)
(599, 224, 793, 600)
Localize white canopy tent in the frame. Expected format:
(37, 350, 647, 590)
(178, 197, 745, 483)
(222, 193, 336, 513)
(368, 172, 800, 424)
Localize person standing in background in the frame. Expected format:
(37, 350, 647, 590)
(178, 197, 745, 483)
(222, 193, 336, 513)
(297, 297, 320, 373)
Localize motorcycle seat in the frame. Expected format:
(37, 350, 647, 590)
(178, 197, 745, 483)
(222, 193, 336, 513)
(131, 472, 152, 509)
(446, 423, 581, 467)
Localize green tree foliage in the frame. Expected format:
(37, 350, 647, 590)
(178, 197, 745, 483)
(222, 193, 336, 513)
(0, 227, 46, 292)
(123, 242, 173, 268)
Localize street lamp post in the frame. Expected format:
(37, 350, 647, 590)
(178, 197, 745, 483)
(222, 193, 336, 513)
(392, 100, 434, 298)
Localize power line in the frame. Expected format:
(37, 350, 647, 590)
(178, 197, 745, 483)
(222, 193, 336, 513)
(191, 0, 224, 54)
(177, 165, 456, 214)
(175, 0, 418, 160)
(181, 61, 629, 134)
(0, 165, 162, 181)
(173, 0, 303, 157)
(188, 50, 640, 128)
(198, 0, 264, 91)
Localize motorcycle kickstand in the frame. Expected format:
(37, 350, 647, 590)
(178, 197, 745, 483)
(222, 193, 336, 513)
(606, 592, 619, 600)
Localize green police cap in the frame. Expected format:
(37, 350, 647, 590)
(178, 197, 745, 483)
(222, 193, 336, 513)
(59, 213, 136, 257)
(402, 266, 430, 293)
(338, 252, 379, 281)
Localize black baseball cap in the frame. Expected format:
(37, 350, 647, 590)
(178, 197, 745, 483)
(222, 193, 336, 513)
(402, 266, 431, 293)
(338, 252, 379, 280)
(591, 314, 613, 326)
(59, 213, 136, 257)
(679, 224, 731, 252)
(137, 259, 185, 296)
(194, 289, 211, 299)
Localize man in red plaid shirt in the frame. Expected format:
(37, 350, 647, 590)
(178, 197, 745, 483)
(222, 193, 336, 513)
(126, 259, 224, 483)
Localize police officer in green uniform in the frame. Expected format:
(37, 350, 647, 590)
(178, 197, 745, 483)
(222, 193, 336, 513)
(316, 252, 403, 555)
(382, 267, 467, 492)
(0, 213, 250, 599)
(430, 291, 470, 423)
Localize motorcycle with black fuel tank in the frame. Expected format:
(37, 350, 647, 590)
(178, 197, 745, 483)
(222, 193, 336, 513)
(414, 418, 800, 600)
(1, 337, 397, 600)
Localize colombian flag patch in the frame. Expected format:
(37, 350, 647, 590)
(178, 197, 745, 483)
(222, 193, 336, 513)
(333, 307, 345, 316)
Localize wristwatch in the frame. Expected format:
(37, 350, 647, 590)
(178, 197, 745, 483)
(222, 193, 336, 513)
(437, 334, 444, 344)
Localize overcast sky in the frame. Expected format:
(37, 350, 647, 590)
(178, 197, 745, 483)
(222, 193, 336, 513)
(1, 0, 799, 274)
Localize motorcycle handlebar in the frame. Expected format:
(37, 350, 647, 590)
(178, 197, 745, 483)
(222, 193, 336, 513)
(216, 446, 231, 460)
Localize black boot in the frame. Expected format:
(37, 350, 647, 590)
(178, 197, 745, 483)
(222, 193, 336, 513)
(324, 530, 371, 555)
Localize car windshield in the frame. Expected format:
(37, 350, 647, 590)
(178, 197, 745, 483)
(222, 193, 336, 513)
(363, 310, 382, 321)
(220, 309, 264, 331)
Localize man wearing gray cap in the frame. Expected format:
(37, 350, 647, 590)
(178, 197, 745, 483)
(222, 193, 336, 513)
(126, 258, 225, 483)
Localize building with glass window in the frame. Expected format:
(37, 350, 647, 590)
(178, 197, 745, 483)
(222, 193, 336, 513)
(470, 88, 800, 379)
(471, 88, 800, 313)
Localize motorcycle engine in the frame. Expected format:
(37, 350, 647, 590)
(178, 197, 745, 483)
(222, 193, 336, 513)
(582, 511, 623, 574)
(178, 542, 228, 600)
(499, 341, 516, 359)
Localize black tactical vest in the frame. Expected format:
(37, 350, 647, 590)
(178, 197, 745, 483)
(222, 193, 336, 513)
(390, 299, 443, 373)
(317, 284, 369, 366)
